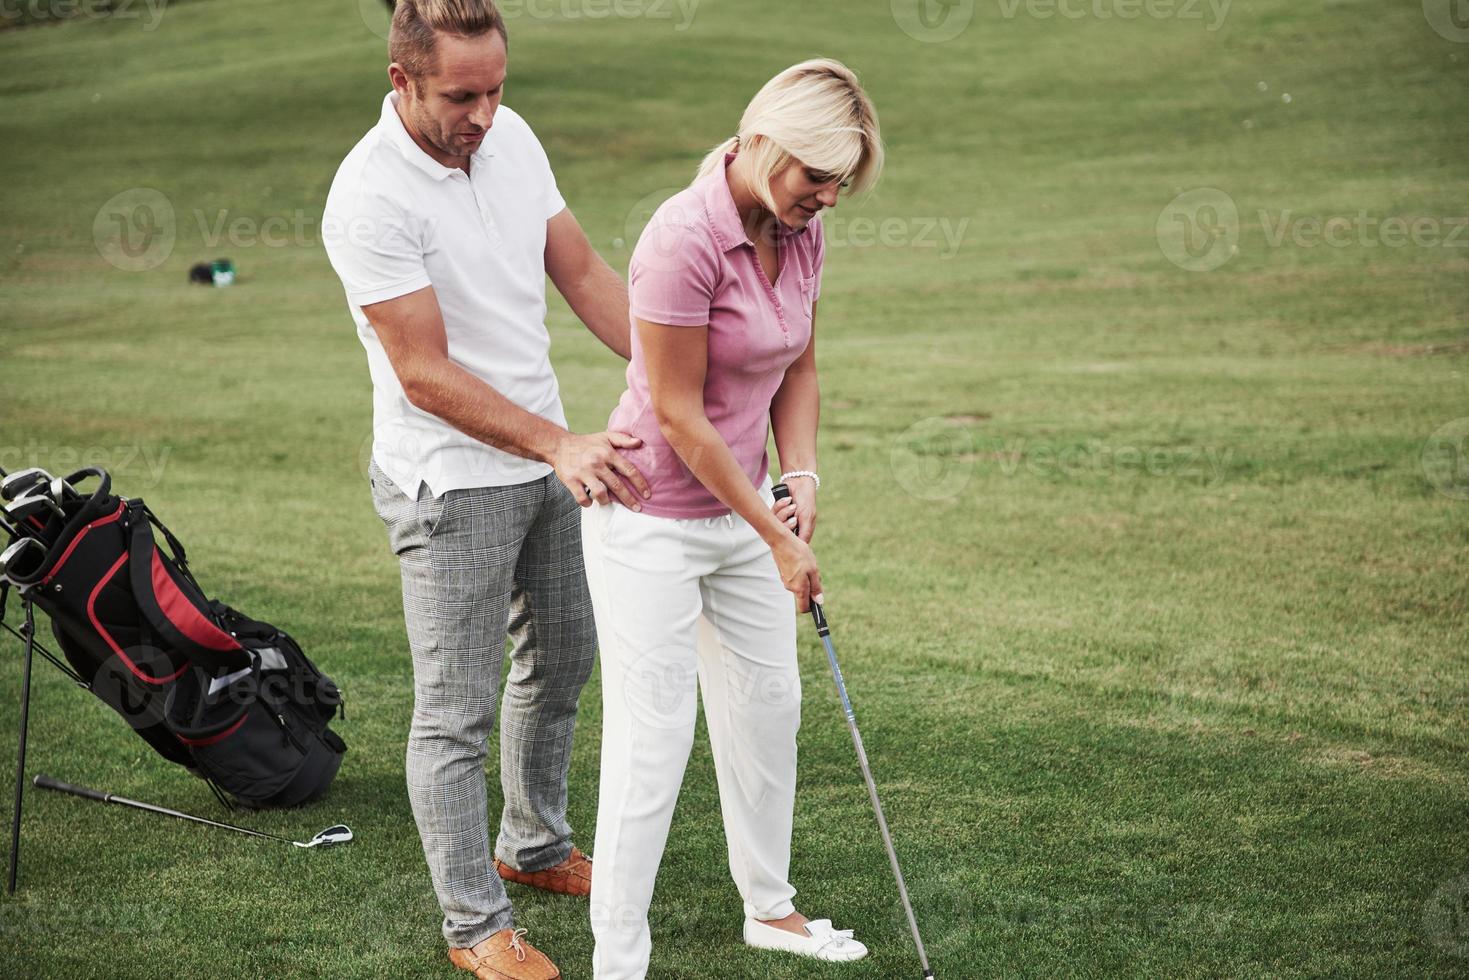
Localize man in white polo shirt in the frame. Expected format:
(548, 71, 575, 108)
(322, 2, 650, 977)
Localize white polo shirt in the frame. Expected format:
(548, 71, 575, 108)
(323, 91, 568, 499)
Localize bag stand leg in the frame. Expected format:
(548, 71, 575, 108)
(6, 598, 37, 895)
(204, 776, 235, 812)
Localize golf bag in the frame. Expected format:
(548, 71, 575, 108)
(1, 467, 346, 810)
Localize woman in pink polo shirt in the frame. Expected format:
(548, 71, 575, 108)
(581, 59, 883, 977)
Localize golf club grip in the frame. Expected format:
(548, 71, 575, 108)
(771, 482, 797, 535)
(33, 773, 108, 803)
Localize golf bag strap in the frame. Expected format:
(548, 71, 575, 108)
(138, 503, 192, 575)
(126, 502, 247, 665)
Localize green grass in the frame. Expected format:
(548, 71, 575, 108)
(1, 0, 1467, 976)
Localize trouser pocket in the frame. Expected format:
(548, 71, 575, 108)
(370, 461, 445, 557)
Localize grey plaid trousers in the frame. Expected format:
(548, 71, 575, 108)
(370, 460, 597, 948)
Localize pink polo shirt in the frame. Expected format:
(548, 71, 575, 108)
(608, 155, 824, 518)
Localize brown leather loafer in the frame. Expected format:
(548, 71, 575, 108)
(494, 846, 592, 897)
(448, 928, 560, 980)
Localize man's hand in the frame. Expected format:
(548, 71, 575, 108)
(551, 431, 652, 509)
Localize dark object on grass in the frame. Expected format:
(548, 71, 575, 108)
(0, 463, 347, 892)
(34, 774, 353, 849)
(189, 258, 235, 286)
(773, 482, 936, 979)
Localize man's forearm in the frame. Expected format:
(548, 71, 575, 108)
(403, 354, 567, 464)
(561, 256, 633, 360)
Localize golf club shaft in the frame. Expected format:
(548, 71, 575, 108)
(6, 602, 36, 895)
(32, 774, 298, 845)
(811, 603, 933, 978)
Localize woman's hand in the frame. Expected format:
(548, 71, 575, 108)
(770, 532, 823, 612)
(772, 477, 818, 543)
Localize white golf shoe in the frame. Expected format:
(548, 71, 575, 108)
(743, 916, 869, 962)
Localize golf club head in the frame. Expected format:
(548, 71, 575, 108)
(1, 468, 51, 502)
(0, 537, 47, 588)
(295, 824, 353, 849)
(6, 492, 64, 524)
(48, 475, 79, 505)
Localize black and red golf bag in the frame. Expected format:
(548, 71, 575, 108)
(1, 468, 346, 811)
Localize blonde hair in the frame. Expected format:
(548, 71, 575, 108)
(695, 58, 883, 211)
(390, 0, 507, 78)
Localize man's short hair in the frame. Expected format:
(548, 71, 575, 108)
(390, 0, 507, 78)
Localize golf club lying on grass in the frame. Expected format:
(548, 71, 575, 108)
(34, 774, 354, 849)
(772, 482, 935, 980)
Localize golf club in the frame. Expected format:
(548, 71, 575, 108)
(0, 464, 14, 537)
(0, 538, 47, 589)
(33, 775, 354, 849)
(0, 468, 51, 502)
(3, 494, 62, 537)
(772, 482, 934, 980)
(46, 475, 80, 507)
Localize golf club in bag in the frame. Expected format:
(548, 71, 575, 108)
(0, 463, 348, 893)
(772, 482, 935, 979)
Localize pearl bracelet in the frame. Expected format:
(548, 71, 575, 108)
(779, 470, 821, 491)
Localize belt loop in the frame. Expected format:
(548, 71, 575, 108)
(724, 513, 734, 529)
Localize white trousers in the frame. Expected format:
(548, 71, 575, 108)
(582, 483, 801, 980)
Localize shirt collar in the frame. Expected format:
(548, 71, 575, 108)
(378, 91, 494, 181)
(701, 152, 809, 253)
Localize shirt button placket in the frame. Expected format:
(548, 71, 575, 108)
(467, 173, 502, 248)
(752, 248, 792, 348)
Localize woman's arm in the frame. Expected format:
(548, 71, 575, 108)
(638, 316, 823, 608)
(769, 302, 819, 542)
